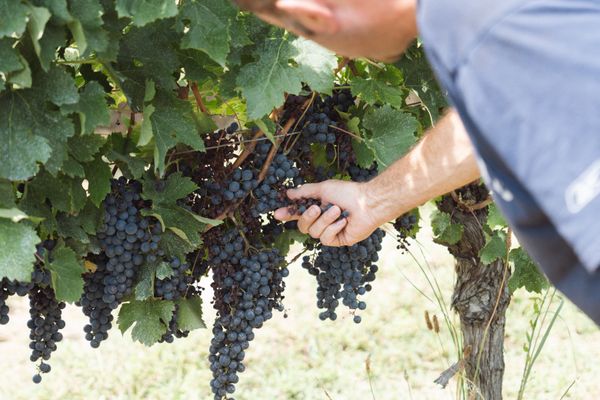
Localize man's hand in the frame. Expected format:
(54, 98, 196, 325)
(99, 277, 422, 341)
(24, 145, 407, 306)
(273, 180, 381, 247)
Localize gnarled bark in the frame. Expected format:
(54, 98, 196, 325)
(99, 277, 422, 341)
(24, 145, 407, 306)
(438, 184, 511, 400)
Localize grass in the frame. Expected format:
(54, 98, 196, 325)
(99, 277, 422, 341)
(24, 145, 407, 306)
(0, 227, 598, 400)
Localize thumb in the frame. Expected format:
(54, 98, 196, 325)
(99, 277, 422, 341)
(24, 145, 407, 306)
(287, 182, 323, 200)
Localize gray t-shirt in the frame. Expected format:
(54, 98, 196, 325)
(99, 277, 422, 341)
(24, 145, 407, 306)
(417, 0, 600, 323)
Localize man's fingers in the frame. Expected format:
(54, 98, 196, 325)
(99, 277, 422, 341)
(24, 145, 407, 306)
(308, 205, 341, 239)
(320, 218, 348, 246)
(297, 205, 322, 234)
(273, 207, 299, 222)
(287, 183, 322, 201)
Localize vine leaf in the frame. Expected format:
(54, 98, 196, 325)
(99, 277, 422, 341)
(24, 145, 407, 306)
(47, 245, 85, 303)
(362, 105, 418, 168)
(0, 182, 15, 208)
(38, 65, 79, 107)
(237, 36, 336, 119)
(62, 82, 111, 135)
(179, 0, 237, 66)
(0, 208, 43, 223)
(26, 5, 51, 64)
(142, 205, 208, 247)
(0, 0, 29, 38)
(67, 0, 109, 56)
(142, 172, 198, 206)
(274, 229, 308, 255)
(508, 248, 549, 294)
(84, 156, 112, 207)
(116, 0, 178, 27)
(0, 220, 39, 282)
(480, 230, 506, 265)
(29, 171, 86, 214)
(175, 296, 206, 331)
(135, 263, 158, 301)
(486, 203, 507, 230)
(149, 91, 205, 175)
(118, 299, 175, 346)
(68, 134, 106, 162)
(0, 38, 26, 75)
(431, 210, 463, 245)
(351, 77, 405, 108)
(156, 261, 174, 280)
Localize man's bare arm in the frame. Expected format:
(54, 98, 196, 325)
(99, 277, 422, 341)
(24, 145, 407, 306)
(366, 109, 480, 226)
(274, 109, 481, 246)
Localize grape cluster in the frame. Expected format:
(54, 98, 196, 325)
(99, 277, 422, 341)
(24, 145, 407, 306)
(348, 163, 378, 182)
(27, 284, 65, 383)
(209, 168, 257, 207)
(320, 88, 355, 115)
(208, 230, 288, 399)
(252, 143, 301, 216)
(302, 228, 385, 323)
(393, 212, 418, 251)
(80, 260, 115, 348)
(303, 112, 337, 144)
(83, 178, 163, 347)
(96, 179, 152, 309)
(155, 257, 194, 301)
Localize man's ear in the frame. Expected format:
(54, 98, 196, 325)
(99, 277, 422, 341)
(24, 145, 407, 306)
(275, 0, 339, 35)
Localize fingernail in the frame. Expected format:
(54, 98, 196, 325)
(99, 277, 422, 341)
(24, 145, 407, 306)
(308, 206, 319, 217)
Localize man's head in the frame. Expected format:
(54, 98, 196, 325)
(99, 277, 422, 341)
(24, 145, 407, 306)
(234, 0, 418, 62)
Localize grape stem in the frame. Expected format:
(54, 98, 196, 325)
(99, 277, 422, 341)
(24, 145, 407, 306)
(191, 82, 208, 114)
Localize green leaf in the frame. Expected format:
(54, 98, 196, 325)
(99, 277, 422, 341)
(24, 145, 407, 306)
(68, 134, 106, 162)
(0, 182, 15, 208)
(362, 105, 418, 168)
(237, 36, 336, 119)
(479, 230, 507, 265)
(351, 77, 404, 108)
(0, 220, 39, 281)
(56, 212, 89, 243)
(487, 203, 507, 231)
(7, 54, 32, 88)
(253, 117, 276, 143)
(274, 229, 308, 255)
(292, 38, 336, 94)
(0, 208, 43, 223)
(26, 5, 51, 63)
(142, 172, 198, 206)
(159, 230, 196, 261)
(38, 65, 79, 106)
(61, 157, 85, 178)
(431, 210, 463, 245)
(142, 204, 206, 247)
(67, 0, 109, 56)
(47, 246, 85, 303)
(116, 0, 178, 26)
(508, 248, 549, 294)
(0, 38, 25, 74)
(351, 140, 376, 169)
(175, 295, 206, 331)
(29, 171, 86, 214)
(179, 0, 237, 66)
(155, 261, 174, 280)
(0, 88, 75, 178)
(37, 24, 68, 71)
(84, 156, 112, 207)
(0, 0, 29, 38)
(62, 82, 111, 134)
(135, 262, 158, 300)
(149, 91, 205, 175)
(118, 299, 174, 346)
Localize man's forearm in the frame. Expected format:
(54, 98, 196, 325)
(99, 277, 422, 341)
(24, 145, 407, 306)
(366, 109, 480, 225)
